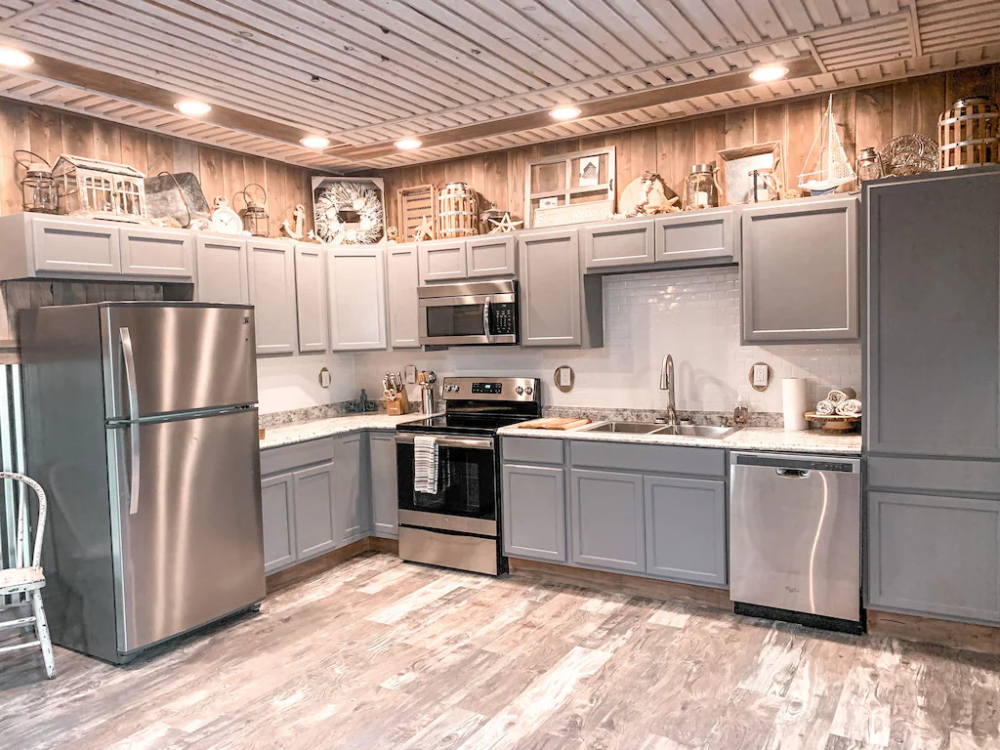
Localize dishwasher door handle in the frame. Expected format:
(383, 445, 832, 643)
(775, 468, 811, 479)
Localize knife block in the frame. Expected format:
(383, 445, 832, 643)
(386, 389, 409, 416)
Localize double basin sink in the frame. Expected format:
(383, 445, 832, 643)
(580, 421, 740, 440)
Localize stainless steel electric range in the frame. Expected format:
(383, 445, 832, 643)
(395, 376, 541, 575)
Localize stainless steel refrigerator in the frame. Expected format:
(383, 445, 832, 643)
(21, 302, 265, 664)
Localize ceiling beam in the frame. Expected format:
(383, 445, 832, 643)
(0, 0, 67, 31)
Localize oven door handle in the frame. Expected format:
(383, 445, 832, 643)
(394, 434, 494, 450)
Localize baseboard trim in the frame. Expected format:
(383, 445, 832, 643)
(508, 557, 732, 611)
(266, 537, 394, 594)
(867, 609, 1000, 654)
(371, 537, 400, 554)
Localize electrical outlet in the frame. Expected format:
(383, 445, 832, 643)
(405, 365, 416, 384)
(752, 363, 769, 388)
(318, 367, 331, 388)
(559, 367, 572, 387)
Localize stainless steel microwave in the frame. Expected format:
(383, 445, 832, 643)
(418, 280, 518, 347)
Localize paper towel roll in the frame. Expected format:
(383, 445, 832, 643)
(782, 378, 809, 431)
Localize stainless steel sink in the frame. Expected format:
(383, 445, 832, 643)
(657, 424, 741, 439)
(581, 421, 741, 439)
(583, 421, 665, 434)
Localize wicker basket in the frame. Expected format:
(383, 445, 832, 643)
(437, 182, 479, 238)
(938, 97, 1000, 170)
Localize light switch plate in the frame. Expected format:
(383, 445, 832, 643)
(752, 363, 769, 389)
(559, 366, 572, 387)
(405, 365, 416, 384)
(319, 367, 331, 388)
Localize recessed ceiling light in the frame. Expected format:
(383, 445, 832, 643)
(174, 100, 212, 116)
(550, 106, 582, 121)
(300, 136, 331, 149)
(0, 47, 34, 68)
(749, 65, 789, 83)
(395, 138, 422, 150)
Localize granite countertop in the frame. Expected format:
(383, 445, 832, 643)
(497, 422, 862, 455)
(259, 414, 426, 450)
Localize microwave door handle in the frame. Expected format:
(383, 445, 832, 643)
(483, 299, 495, 344)
(120, 326, 141, 515)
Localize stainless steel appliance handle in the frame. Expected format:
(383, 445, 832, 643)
(394, 434, 493, 450)
(120, 326, 141, 515)
(483, 299, 495, 344)
(775, 468, 811, 479)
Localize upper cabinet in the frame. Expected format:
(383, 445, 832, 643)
(247, 238, 297, 356)
(119, 226, 195, 279)
(417, 236, 516, 285)
(195, 234, 249, 304)
(582, 218, 655, 270)
(385, 243, 420, 349)
(327, 246, 387, 351)
(741, 195, 859, 344)
(293, 244, 330, 353)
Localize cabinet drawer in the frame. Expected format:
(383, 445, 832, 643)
(868, 456, 1000, 496)
(120, 227, 195, 278)
(502, 436, 564, 465)
(571, 441, 725, 477)
(654, 209, 738, 266)
(260, 437, 335, 476)
(467, 235, 516, 277)
(583, 219, 655, 270)
(31, 217, 121, 275)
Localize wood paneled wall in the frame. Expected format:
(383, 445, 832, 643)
(0, 100, 318, 236)
(382, 65, 1000, 228)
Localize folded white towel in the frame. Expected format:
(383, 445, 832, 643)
(816, 399, 836, 415)
(836, 399, 862, 417)
(827, 388, 856, 405)
(413, 435, 439, 495)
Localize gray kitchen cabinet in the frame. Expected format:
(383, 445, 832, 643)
(868, 491, 1000, 624)
(195, 235, 249, 304)
(418, 238, 467, 283)
(741, 195, 858, 344)
(369, 432, 398, 538)
(518, 227, 603, 348)
(327, 246, 387, 351)
(292, 462, 337, 559)
(654, 207, 739, 266)
(385, 243, 420, 349)
(582, 218, 655, 270)
(467, 235, 516, 278)
(261, 473, 296, 574)
(119, 225, 195, 279)
(570, 469, 645, 573)
(644, 476, 727, 585)
(247, 239, 297, 355)
(293, 244, 330, 353)
(502, 463, 567, 562)
(334, 433, 371, 544)
(29, 215, 121, 276)
(867, 171, 1000, 460)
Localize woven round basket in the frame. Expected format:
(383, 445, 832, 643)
(938, 97, 1000, 170)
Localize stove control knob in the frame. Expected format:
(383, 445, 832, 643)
(525, 386, 533, 396)
(452, 385, 459, 392)
(515, 386, 524, 395)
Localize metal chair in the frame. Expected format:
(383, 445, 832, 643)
(0, 472, 54, 679)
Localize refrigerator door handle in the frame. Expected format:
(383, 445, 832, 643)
(120, 326, 141, 515)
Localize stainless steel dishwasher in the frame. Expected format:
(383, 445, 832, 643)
(730, 452, 863, 633)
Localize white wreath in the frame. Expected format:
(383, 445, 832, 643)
(314, 181, 385, 245)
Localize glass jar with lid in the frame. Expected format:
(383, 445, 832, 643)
(684, 164, 720, 210)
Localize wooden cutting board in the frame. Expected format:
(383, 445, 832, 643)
(516, 417, 591, 431)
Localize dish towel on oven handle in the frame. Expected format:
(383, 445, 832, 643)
(413, 435, 439, 495)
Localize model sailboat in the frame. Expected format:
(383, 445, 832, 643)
(798, 94, 857, 194)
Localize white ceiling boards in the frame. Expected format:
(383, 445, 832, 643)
(0, 0, 996, 171)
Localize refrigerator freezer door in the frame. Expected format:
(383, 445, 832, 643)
(103, 303, 257, 421)
(109, 408, 265, 654)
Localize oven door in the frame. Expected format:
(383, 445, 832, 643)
(419, 294, 494, 347)
(396, 433, 498, 536)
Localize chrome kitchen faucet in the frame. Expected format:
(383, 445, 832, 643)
(659, 354, 678, 428)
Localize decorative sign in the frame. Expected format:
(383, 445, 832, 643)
(532, 198, 615, 228)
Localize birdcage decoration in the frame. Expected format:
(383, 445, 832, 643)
(14, 150, 58, 214)
(240, 183, 269, 237)
(52, 154, 146, 222)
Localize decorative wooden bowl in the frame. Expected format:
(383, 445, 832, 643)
(804, 412, 861, 432)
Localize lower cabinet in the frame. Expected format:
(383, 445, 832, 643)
(868, 491, 1000, 624)
(370, 432, 398, 538)
(293, 462, 338, 558)
(644, 476, 726, 585)
(261, 473, 296, 573)
(570, 469, 645, 573)
(334, 433, 371, 544)
(502, 463, 567, 562)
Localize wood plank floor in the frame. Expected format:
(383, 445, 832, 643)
(1, 552, 998, 749)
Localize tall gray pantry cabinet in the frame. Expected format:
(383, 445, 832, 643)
(865, 167, 1000, 625)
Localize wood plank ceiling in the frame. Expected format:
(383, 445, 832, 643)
(0, 0, 996, 172)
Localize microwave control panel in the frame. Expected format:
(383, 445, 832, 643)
(490, 302, 517, 335)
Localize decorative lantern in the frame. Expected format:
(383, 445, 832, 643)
(684, 164, 720, 210)
(240, 183, 269, 237)
(747, 167, 780, 202)
(51, 154, 146, 222)
(14, 150, 58, 214)
(856, 147, 885, 181)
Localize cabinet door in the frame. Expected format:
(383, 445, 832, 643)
(292, 462, 337, 559)
(644, 476, 726, 585)
(741, 196, 858, 343)
(195, 236, 249, 304)
(247, 239, 297, 355)
(570, 469, 645, 573)
(31, 217, 121, 275)
(294, 244, 330, 353)
(261, 473, 296, 573)
(369, 432, 398, 538)
(467, 235, 516, 278)
(327, 247, 387, 351)
(869, 491, 1000, 624)
(654, 209, 738, 266)
(867, 172, 1000, 459)
(518, 228, 582, 347)
(418, 239, 467, 283)
(583, 219, 655, 270)
(119, 226, 195, 279)
(334, 433, 371, 543)
(386, 244, 420, 349)
(502, 463, 567, 562)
